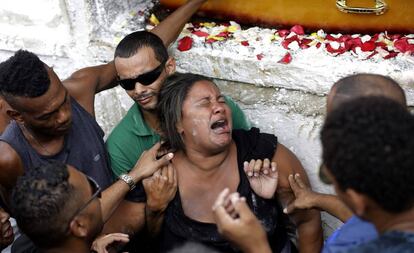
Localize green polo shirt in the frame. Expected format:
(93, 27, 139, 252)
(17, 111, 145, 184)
(106, 96, 251, 178)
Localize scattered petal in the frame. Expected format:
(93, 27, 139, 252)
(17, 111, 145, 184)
(177, 36, 193, 52)
(192, 30, 209, 37)
(278, 52, 292, 64)
(149, 14, 160, 26)
(256, 54, 264, 60)
(241, 41, 250, 46)
(290, 25, 305, 35)
(277, 29, 290, 37)
(361, 41, 376, 52)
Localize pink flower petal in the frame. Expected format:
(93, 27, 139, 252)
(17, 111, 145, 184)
(256, 54, 264, 60)
(192, 30, 209, 37)
(290, 25, 305, 35)
(278, 52, 292, 64)
(241, 41, 249, 46)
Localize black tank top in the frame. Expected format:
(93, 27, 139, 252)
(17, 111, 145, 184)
(141, 128, 291, 253)
(0, 98, 114, 190)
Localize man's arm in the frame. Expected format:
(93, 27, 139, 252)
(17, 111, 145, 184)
(151, 0, 207, 47)
(100, 143, 173, 222)
(273, 143, 323, 253)
(0, 142, 25, 198)
(64, 0, 208, 116)
(285, 174, 353, 222)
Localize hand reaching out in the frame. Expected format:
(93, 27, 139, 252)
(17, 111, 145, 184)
(244, 159, 278, 199)
(0, 208, 13, 250)
(143, 164, 178, 213)
(91, 233, 129, 253)
(212, 188, 271, 253)
(129, 142, 174, 183)
(284, 174, 318, 214)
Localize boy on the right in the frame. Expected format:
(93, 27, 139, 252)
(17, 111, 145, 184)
(320, 96, 414, 253)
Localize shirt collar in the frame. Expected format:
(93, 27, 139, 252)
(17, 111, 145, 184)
(130, 103, 156, 137)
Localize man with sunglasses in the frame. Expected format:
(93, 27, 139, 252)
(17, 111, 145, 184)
(11, 160, 128, 253)
(0, 0, 210, 250)
(106, 31, 251, 240)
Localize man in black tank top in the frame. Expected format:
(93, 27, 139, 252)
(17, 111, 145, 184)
(0, 0, 209, 250)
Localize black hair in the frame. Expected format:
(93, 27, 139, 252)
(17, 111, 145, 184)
(330, 73, 406, 112)
(0, 50, 50, 104)
(158, 73, 214, 151)
(11, 161, 79, 248)
(321, 96, 414, 213)
(114, 31, 168, 64)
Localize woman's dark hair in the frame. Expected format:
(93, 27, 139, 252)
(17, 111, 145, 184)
(321, 96, 414, 213)
(158, 73, 213, 151)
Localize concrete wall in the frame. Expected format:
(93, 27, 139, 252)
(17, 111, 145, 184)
(1, 0, 414, 237)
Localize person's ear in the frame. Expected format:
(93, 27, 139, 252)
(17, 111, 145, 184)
(176, 120, 184, 135)
(345, 189, 368, 217)
(69, 216, 88, 238)
(165, 57, 176, 76)
(6, 108, 23, 123)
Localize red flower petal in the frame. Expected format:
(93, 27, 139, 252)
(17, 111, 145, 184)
(344, 38, 362, 51)
(366, 51, 377, 59)
(326, 34, 339, 41)
(206, 38, 216, 44)
(241, 41, 249, 46)
(281, 35, 299, 49)
(361, 41, 376, 52)
(192, 30, 209, 37)
(326, 43, 346, 55)
(177, 36, 193, 52)
(256, 54, 264, 60)
(290, 25, 305, 35)
(278, 52, 292, 64)
(277, 29, 290, 37)
(384, 52, 398, 59)
(300, 39, 312, 49)
(394, 38, 409, 53)
(216, 31, 230, 38)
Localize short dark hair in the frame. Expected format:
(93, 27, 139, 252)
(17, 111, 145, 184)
(114, 31, 168, 63)
(11, 161, 79, 248)
(0, 50, 50, 104)
(158, 73, 214, 151)
(321, 96, 414, 213)
(330, 73, 406, 111)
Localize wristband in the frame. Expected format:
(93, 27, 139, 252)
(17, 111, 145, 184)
(118, 174, 136, 191)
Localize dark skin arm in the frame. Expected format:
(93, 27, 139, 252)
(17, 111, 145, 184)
(103, 201, 146, 236)
(63, 0, 208, 117)
(0, 142, 25, 199)
(273, 143, 323, 253)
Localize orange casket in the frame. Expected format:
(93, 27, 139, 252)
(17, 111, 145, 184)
(160, 0, 414, 33)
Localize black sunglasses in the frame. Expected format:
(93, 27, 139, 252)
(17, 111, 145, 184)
(67, 176, 102, 230)
(118, 62, 165, 90)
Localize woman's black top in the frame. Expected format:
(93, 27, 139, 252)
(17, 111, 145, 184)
(144, 128, 290, 253)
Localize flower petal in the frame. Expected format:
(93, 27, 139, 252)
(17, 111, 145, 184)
(278, 52, 292, 64)
(177, 36, 193, 52)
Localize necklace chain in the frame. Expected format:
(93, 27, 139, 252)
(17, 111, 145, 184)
(20, 125, 53, 156)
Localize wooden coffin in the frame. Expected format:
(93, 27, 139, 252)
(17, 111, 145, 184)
(160, 0, 414, 33)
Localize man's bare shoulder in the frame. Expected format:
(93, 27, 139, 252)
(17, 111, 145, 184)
(0, 141, 24, 190)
